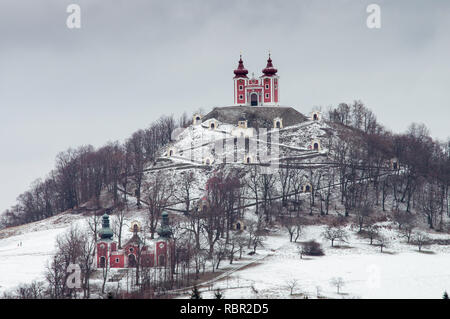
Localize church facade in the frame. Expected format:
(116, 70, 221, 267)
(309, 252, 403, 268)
(96, 212, 173, 269)
(233, 54, 279, 106)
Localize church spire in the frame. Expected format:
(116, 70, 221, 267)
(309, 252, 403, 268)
(233, 54, 249, 78)
(262, 53, 278, 76)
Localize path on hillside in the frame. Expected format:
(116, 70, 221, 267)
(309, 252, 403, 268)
(164, 238, 290, 297)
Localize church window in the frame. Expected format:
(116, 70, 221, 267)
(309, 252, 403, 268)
(266, 93, 269, 98)
(115, 258, 119, 263)
(239, 85, 243, 90)
(265, 84, 269, 89)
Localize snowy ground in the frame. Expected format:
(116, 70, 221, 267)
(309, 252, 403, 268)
(0, 224, 68, 293)
(183, 226, 450, 299)
(2, 209, 450, 299)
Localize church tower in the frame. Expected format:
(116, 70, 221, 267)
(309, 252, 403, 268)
(233, 53, 279, 106)
(233, 54, 249, 105)
(260, 54, 279, 105)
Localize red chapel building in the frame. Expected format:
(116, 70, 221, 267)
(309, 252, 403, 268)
(96, 212, 173, 269)
(233, 54, 280, 106)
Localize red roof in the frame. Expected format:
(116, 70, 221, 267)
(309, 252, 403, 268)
(262, 55, 278, 76)
(233, 55, 249, 78)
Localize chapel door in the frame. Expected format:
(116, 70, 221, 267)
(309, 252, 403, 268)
(128, 254, 136, 268)
(250, 94, 258, 106)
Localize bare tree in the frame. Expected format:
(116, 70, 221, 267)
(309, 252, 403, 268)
(126, 130, 146, 209)
(111, 209, 127, 248)
(355, 201, 374, 232)
(282, 217, 304, 243)
(285, 278, 299, 295)
(377, 235, 390, 253)
(279, 164, 293, 207)
(236, 234, 247, 259)
(246, 218, 266, 253)
(296, 244, 306, 259)
(176, 171, 197, 214)
(361, 225, 379, 245)
(13, 281, 46, 299)
(412, 232, 431, 252)
(322, 225, 348, 247)
(79, 231, 96, 298)
(87, 213, 101, 242)
(46, 226, 84, 299)
(45, 255, 65, 299)
(400, 219, 416, 243)
(143, 171, 174, 239)
(330, 277, 345, 294)
(246, 166, 261, 215)
(228, 233, 244, 264)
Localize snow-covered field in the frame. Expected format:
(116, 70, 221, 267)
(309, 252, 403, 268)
(0, 212, 88, 294)
(1, 210, 450, 299)
(188, 226, 450, 299)
(0, 226, 67, 293)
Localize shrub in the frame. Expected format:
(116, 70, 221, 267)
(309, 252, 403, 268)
(302, 240, 324, 256)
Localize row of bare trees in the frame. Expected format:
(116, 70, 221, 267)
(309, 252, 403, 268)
(326, 102, 450, 229)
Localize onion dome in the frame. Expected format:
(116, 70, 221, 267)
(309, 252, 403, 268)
(262, 54, 278, 76)
(233, 55, 249, 78)
(157, 211, 172, 239)
(99, 213, 114, 240)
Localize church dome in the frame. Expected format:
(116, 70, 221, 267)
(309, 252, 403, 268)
(262, 54, 278, 76)
(233, 55, 249, 78)
(99, 213, 113, 240)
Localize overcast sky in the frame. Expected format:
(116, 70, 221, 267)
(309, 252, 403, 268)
(0, 0, 449, 211)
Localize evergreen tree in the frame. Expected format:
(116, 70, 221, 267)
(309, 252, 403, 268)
(443, 291, 449, 299)
(214, 288, 224, 299)
(190, 286, 202, 299)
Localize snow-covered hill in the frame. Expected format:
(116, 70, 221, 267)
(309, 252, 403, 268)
(1, 105, 448, 299)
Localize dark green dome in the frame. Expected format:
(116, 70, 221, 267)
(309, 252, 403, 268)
(157, 211, 172, 239)
(99, 213, 113, 240)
